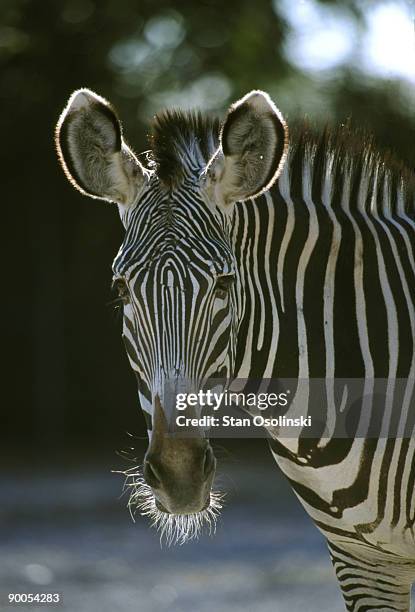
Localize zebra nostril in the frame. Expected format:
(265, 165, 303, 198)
(203, 446, 216, 479)
(144, 460, 161, 488)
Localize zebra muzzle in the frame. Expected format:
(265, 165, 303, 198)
(143, 396, 216, 514)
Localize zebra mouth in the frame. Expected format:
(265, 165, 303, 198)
(154, 495, 211, 514)
(120, 467, 224, 545)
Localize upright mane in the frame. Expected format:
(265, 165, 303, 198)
(148, 107, 414, 216)
(148, 109, 221, 187)
(287, 122, 415, 216)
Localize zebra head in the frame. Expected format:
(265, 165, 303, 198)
(55, 88, 288, 541)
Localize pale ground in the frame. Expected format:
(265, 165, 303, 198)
(0, 444, 414, 612)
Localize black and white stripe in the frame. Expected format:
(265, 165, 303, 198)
(230, 128, 415, 610)
(114, 119, 415, 609)
(56, 87, 414, 609)
(113, 172, 238, 417)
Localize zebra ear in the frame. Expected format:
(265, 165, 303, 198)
(205, 90, 288, 210)
(55, 88, 148, 206)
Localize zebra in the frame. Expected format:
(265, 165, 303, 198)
(55, 87, 415, 610)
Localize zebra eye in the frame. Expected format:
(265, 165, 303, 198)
(112, 277, 130, 304)
(215, 273, 235, 300)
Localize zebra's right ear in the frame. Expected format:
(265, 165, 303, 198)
(204, 90, 288, 211)
(55, 88, 148, 206)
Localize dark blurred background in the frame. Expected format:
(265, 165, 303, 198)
(1, 2, 415, 610)
(2, 0, 414, 453)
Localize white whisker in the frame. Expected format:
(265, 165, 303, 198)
(116, 466, 224, 546)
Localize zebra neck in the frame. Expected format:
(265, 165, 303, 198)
(231, 190, 281, 380)
(231, 146, 415, 382)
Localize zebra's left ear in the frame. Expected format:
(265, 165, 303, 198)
(204, 90, 288, 210)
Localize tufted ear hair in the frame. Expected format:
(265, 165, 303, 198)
(55, 88, 148, 206)
(204, 90, 288, 210)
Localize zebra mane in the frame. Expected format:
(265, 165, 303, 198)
(289, 122, 415, 215)
(148, 109, 221, 187)
(147, 107, 414, 214)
